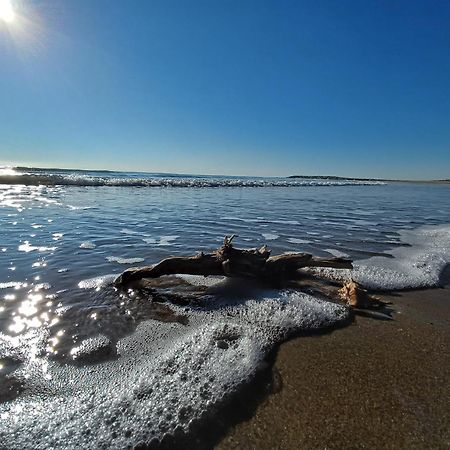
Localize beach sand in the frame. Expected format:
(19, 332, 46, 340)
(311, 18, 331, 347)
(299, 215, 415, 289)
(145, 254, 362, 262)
(215, 283, 450, 449)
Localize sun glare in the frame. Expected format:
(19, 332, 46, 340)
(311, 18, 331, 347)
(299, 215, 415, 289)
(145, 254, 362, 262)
(0, 0, 15, 23)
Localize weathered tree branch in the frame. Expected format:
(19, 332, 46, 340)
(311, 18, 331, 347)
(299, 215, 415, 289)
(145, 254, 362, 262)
(114, 236, 353, 286)
(114, 236, 388, 309)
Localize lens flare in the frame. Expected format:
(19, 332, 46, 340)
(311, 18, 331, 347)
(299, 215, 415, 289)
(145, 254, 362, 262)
(0, 0, 15, 23)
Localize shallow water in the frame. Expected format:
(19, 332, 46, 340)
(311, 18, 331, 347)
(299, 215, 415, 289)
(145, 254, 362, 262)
(1, 169, 450, 449)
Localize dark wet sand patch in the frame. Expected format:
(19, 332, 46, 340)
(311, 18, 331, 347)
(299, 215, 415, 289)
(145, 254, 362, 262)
(216, 285, 450, 450)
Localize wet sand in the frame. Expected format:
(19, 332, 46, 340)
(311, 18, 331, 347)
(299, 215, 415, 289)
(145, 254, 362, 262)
(216, 285, 450, 449)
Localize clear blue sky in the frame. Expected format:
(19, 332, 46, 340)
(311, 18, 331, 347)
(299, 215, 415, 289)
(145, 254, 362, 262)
(0, 0, 449, 179)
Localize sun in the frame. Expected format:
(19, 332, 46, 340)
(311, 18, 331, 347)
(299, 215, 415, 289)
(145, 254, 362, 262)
(0, 0, 15, 23)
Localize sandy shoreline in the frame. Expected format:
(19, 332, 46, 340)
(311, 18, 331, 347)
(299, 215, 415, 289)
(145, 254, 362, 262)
(215, 283, 450, 449)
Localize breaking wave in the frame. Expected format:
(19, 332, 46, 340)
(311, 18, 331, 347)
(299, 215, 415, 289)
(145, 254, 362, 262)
(0, 168, 386, 188)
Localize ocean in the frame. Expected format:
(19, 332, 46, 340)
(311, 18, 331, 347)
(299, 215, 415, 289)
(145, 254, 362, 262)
(1, 167, 450, 449)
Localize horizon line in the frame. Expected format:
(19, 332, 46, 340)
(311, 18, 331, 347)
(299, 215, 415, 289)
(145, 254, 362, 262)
(0, 163, 449, 183)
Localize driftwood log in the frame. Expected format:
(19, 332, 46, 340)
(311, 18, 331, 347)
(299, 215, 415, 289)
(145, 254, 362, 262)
(115, 235, 353, 285)
(115, 236, 385, 309)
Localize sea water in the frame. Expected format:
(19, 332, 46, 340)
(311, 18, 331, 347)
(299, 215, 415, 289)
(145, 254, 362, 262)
(1, 167, 450, 449)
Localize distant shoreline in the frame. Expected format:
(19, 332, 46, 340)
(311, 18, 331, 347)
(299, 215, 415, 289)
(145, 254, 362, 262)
(288, 175, 450, 184)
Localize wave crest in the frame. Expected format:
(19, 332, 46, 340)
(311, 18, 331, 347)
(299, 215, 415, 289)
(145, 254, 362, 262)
(0, 172, 386, 188)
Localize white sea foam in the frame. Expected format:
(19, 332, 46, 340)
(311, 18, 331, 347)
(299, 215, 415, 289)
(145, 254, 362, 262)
(18, 241, 57, 253)
(67, 205, 92, 210)
(79, 241, 96, 249)
(287, 237, 311, 244)
(220, 216, 260, 223)
(143, 235, 180, 246)
(0, 281, 348, 449)
(311, 224, 450, 290)
(273, 219, 299, 225)
(0, 282, 28, 289)
(262, 233, 279, 241)
(159, 235, 179, 246)
(120, 228, 141, 235)
(106, 256, 145, 264)
(177, 274, 225, 287)
(77, 274, 117, 289)
(324, 248, 350, 258)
